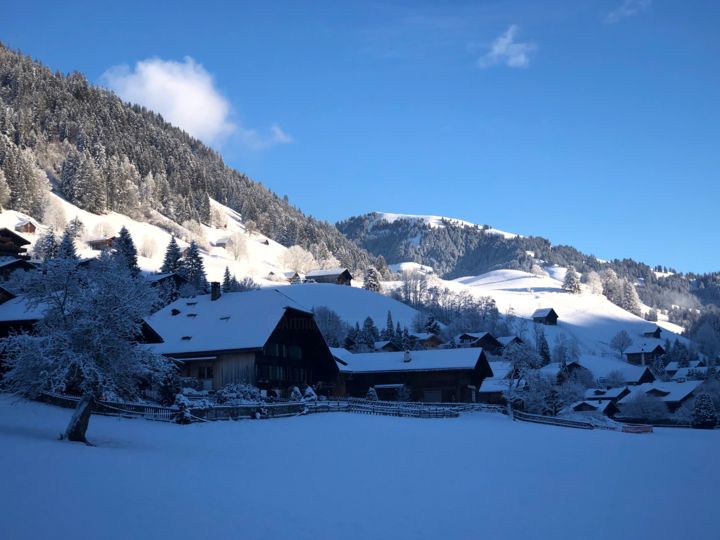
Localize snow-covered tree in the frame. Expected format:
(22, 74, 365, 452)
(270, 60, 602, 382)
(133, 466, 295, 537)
(281, 245, 317, 273)
(552, 334, 579, 365)
(57, 229, 78, 260)
(620, 393, 667, 421)
(425, 315, 441, 336)
(584, 271, 603, 295)
(42, 197, 67, 231)
(0, 168, 10, 208)
(621, 280, 642, 316)
(180, 240, 207, 292)
(1, 253, 170, 443)
(140, 237, 157, 258)
(503, 342, 542, 398)
(600, 269, 623, 305)
(33, 228, 58, 261)
(691, 393, 717, 428)
(382, 311, 395, 341)
(562, 266, 581, 294)
(226, 232, 247, 261)
(363, 266, 382, 293)
(534, 325, 551, 366)
(313, 306, 348, 347)
(366, 386, 378, 401)
(610, 330, 633, 358)
(360, 316, 380, 350)
(161, 236, 182, 274)
(112, 226, 139, 276)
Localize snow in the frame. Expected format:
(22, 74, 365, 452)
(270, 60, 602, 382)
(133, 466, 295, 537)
(272, 283, 420, 328)
(305, 267, 349, 278)
(0, 295, 46, 321)
(388, 261, 435, 275)
(338, 348, 485, 373)
(1, 395, 717, 540)
(373, 212, 519, 239)
(618, 381, 704, 405)
(145, 288, 309, 355)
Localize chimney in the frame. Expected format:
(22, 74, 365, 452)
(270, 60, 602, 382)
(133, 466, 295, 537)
(210, 281, 221, 301)
(403, 350, 412, 363)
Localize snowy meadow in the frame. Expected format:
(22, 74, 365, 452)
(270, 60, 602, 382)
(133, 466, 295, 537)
(1, 396, 716, 540)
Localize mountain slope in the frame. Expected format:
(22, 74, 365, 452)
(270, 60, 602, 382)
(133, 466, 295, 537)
(0, 43, 383, 273)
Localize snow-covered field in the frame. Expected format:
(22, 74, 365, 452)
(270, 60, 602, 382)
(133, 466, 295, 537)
(1, 396, 716, 540)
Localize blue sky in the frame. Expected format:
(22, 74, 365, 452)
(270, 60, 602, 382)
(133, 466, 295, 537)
(2, 1, 719, 272)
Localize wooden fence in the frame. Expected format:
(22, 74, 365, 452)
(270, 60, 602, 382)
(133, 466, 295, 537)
(512, 409, 594, 430)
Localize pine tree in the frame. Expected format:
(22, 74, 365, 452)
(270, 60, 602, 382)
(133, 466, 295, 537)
(425, 315, 441, 335)
(57, 230, 77, 260)
(383, 311, 394, 340)
(361, 316, 380, 350)
(535, 326, 551, 365)
(180, 240, 207, 292)
(363, 266, 382, 293)
(161, 236, 182, 274)
(0, 168, 10, 208)
(621, 280, 642, 316)
(33, 228, 59, 261)
(222, 266, 233, 292)
(112, 226, 139, 276)
(563, 266, 581, 294)
(65, 217, 85, 239)
(691, 393, 717, 429)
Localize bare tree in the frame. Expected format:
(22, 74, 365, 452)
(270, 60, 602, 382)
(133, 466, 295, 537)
(610, 330, 633, 358)
(227, 232, 248, 261)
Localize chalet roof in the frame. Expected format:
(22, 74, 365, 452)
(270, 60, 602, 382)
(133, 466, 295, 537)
(305, 268, 351, 278)
(144, 272, 187, 284)
(0, 228, 31, 246)
(336, 348, 487, 374)
(329, 347, 353, 366)
(538, 361, 583, 378)
(411, 332, 442, 341)
(670, 367, 708, 381)
(456, 331, 492, 341)
(0, 295, 46, 322)
(532, 308, 556, 318)
(478, 360, 513, 393)
(625, 342, 665, 355)
(582, 356, 654, 384)
(569, 400, 615, 413)
(373, 340, 392, 349)
(15, 217, 38, 228)
(0, 258, 35, 269)
(584, 387, 628, 400)
(617, 381, 703, 405)
(145, 288, 312, 355)
(665, 360, 703, 372)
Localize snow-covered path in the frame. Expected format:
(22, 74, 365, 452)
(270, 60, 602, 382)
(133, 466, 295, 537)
(0, 396, 717, 540)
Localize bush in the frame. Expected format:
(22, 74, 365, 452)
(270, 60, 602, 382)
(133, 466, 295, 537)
(289, 386, 303, 401)
(215, 383, 262, 404)
(366, 387, 378, 401)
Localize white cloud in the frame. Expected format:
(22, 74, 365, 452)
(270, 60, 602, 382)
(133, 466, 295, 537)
(101, 57, 291, 150)
(605, 0, 652, 24)
(477, 25, 536, 69)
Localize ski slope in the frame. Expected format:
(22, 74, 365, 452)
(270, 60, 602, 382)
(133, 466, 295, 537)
(0, 396, 716, 540)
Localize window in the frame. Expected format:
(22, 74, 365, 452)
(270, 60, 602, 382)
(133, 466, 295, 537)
(198, 366, 214, 379)
(288, 345, 302, 360)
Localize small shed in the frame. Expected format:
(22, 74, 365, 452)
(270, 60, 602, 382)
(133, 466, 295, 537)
(454, 332, 503, 354)
(14, 219, 37, 234)
(0, 228, 31, 258)
(532, 308, 558, 325)
(642, 326, 662, 339)
(410, 332, 445, 350)
(87, 236, 117, 251)
(374, 340, 402, 352)
(625, 343, 666, 366)
(305, 268, 353, 286)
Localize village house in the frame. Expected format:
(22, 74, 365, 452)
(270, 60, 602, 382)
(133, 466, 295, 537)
(0, 228, 31, 258)
(584, 386, 631, 404)
(617, 380, 704, 414)
(567, 400, 620, 417)
(86, 236, 117, 251)
(305, 268, 353, 286)
(532, 308, 558, 325)
(333, 347, 493, 403)
(409, 332, 444, 349)
(144, 285, 338, 394)
(625, 343, 666, 366)
(14, 218, 37, 235)
(664, 360, 705, 378)
(476, 360, 513, 404)
(586, 356, 656, 386)
(496, 335, 524, 349)
(643, 326, 663, 339)
(374, 340, 402, 353)
(0, 258, 36, 279)
(145, 272, 189, 290)
(454, 332, 503, 354)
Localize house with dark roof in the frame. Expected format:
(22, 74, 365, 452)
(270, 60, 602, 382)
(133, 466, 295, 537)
(0, 228, 30, 258)
(305, 268, 352, 286)
(0, 258, 36, 279)
(409, 332, 444, 350)
(625, 343, 666, 366)
(454, 332, 503, 354)
(145, 286, 338, 393)
(532, 308, 558, 325)
(334, 347, 493, 403)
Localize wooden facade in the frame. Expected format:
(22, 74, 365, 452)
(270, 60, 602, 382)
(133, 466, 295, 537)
(532, 308, 558, 325)
(625, 344, 665, 366)
(455, 332, 503, 354)
(87, 237, 117, 251)
(14, 220, 36, 234)
(0, 228, 30, 258)
(305, 268, 353, 286)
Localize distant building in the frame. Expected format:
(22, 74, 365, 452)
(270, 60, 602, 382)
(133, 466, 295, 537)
(532, 308, 558, 325)
(625, 343, 665, 366)
(454, 332, 503, 354)
(87, 236, 117, 251)
(617, 381, 703, 414)
(642, 326, 662, 339)
(374, 340, 402, 352)
(14, 219, 37, 234)
(409, 332, 445, 350)
(496, 335, 524, 349)
(305, 268, 353, 286)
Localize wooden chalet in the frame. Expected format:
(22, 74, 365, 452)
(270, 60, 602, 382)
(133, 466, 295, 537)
(305, 268, 353, 286)
(0, 258, 36, 279)
(625, 343, 665, 366)
(0, 228, 30, 258)
(87, 236, 117, 251)
(374, 340, 402, 352)
(212, 238, 229, 249)
(569, 400, 619, 417)
(617, 381, 703, 414)
(14, 219, 37, 234)
(532, 308, 558, 325)
(497, 335, 524, 349)
(146, 272, 189, 290)
(454, 332, 503, 354)
(145, 287, 338, 394)
(584, 386, 631, 404)
(409, 332, 444, 350)
(334, 347, 493, 403)
(642, 326, 663, 339)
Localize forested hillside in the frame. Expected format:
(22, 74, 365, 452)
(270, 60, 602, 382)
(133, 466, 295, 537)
(337, 213, 720, 328)
(0, 43, 384, 273)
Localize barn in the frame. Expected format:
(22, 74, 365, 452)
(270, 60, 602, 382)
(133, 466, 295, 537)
(305, 268, 353, 286)
(0, 228, 30, 258)
(532, 308, 558, 325)
(625, 343, 666, 366)
(454, 332, 503, 354)
(14, 219, 37, 234)
(144, 286, 338, 394)
(336, 348, 493, 403)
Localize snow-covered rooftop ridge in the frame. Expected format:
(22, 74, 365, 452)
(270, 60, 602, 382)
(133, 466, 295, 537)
(337, 348, 485, 373)
(372, 212, 519, 239)
(305, 267, 349, 277)
(0, 295, 46, 322)
(618, 381, 703, 404)
(625, 341, 664, 354)
(146, 288, 312, 355)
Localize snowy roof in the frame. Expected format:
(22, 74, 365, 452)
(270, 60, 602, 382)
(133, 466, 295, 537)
(145, 272, 183, 283)
(665, 360, 703, 372)
(570, 400, 615, 413)
(532, 308, 556, 318)
(670, 367, 708, 381)
(337, 348, 486, 374)
(0, 295, 46, 322)
(497, 336, 522, 346)
(146, 288, 312, 355)
(305, 268, 350, 278)
(582, 356, 652, 384)
(0, 258, 34, 269)
(617, 381, 703, 405)
(456, 332, 491, 341)
(329, 347, 353, 366)
(411, 332, 439, 341)
(584, 387, 628, 400)
(625, 342, 665, 355)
